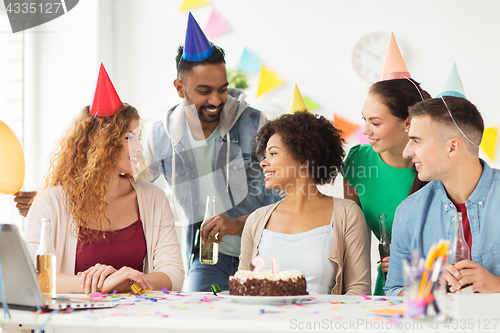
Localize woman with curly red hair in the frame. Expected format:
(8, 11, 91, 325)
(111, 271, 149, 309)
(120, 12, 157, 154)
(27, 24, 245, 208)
(238, 111, 371, 295)
(24, 66, 184, 294)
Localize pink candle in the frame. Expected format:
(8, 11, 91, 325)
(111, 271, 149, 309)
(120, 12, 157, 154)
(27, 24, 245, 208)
(251, 255, 265, 273)
(270, 256, 279, 276)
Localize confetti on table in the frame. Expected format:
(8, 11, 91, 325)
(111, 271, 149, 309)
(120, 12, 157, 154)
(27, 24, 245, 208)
(366, 308, 404, 317)
(161, 287, 170, 294)
(361, 294, 372, 300)
(89, 292, 104, 299)
(330, 304, 339, 310)
(202, 295, 213, 303)
(391, 313, 402, 325)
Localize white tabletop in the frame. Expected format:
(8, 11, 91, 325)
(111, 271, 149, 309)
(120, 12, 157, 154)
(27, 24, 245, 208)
(0, 291, 495, 333)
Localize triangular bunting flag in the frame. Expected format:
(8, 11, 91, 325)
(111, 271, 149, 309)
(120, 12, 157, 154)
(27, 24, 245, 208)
(204, 9, 232, 38)
(256, 65, 284, 97)
(179, 0, 210, 11)
(303, 96, 319, 112)
(238, 47, 262, 73)
(356, 126, 370, 145)
(480, 127, 498, 162)
(287, 84, 308, 114)
(333, 115, 359, 139)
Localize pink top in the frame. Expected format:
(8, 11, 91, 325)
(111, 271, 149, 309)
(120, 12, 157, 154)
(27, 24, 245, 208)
(75, 217, 147, 274)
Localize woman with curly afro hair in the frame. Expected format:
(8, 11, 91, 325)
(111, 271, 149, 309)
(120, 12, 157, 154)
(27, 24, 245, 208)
(238, 111, 371, 295)
(24, 72, 184, 294)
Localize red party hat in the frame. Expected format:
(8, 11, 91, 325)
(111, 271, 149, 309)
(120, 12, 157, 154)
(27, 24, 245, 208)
(89, 63, 123, 117)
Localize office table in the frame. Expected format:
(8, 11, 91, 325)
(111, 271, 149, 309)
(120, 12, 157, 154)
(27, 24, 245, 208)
(0, 291, 495, 333)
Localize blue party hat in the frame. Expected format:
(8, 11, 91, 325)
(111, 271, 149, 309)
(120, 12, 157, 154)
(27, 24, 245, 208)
(436, 63, 466, 99)
(183, 12, 214, 62)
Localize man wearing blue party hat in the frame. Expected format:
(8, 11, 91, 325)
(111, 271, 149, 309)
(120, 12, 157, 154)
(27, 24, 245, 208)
(385, 66, 500, 295)
(143, 13, 280, 291)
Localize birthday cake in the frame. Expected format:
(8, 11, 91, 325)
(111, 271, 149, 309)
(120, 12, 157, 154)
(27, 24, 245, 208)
(228, 269, 308, 296)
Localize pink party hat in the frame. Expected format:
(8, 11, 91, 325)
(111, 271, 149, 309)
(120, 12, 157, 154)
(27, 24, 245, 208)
(89, 63, 123, 117)
(378, 32, 411, 82)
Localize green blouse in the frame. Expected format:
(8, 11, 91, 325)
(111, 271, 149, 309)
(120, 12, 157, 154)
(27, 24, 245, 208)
(343, 144, 415, 295)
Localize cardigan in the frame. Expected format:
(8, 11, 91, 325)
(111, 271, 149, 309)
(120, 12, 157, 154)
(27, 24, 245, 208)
(238, 197, 371, 295)
(24, 180, 185, 291)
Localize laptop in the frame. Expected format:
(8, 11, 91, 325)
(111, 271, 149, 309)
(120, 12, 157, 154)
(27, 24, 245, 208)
(0, 223, 118, 311)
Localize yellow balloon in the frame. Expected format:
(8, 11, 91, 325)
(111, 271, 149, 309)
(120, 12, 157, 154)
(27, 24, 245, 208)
(0, 121, 25, 194)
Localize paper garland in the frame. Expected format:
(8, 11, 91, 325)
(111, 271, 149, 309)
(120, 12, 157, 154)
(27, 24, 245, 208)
(333, 115, 358, 140)
(303, 96, 319, 112)
(204, 9, 232, 38)
(176, 2, 500, 160)
(256, 65, 285, 97)
(178, 0, 210, 11)
(356, 126, 370, 145)
(480, 127, 498, 162)
(238, 48, 262, 73)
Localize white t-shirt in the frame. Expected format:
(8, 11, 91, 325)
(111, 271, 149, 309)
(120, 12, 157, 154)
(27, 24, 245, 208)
(185, 120, 241, 257)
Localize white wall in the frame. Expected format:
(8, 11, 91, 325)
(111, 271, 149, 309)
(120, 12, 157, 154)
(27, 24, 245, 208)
(22, 0, 500, 190)
(110, 0, 500, 169)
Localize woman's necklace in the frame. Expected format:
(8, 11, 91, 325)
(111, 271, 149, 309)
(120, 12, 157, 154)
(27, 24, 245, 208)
(106, 184, 119, 203)
(103, 184, 120, 239)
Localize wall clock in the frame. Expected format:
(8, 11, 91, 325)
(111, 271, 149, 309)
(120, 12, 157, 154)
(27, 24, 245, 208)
(351, 32, 390, 83)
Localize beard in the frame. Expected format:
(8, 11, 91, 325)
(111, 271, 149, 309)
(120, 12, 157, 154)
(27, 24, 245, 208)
(197, 104, 223, 123)
(184, 91, 224, 124)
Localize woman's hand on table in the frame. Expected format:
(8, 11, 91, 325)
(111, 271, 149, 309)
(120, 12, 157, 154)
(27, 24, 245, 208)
(78, 263, 117, 294)
(100, 266, 152, 293)
(380, 256, 390, 273)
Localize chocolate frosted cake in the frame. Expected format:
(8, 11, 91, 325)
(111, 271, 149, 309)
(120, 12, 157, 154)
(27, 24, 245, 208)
(229, 270, 308, 296)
